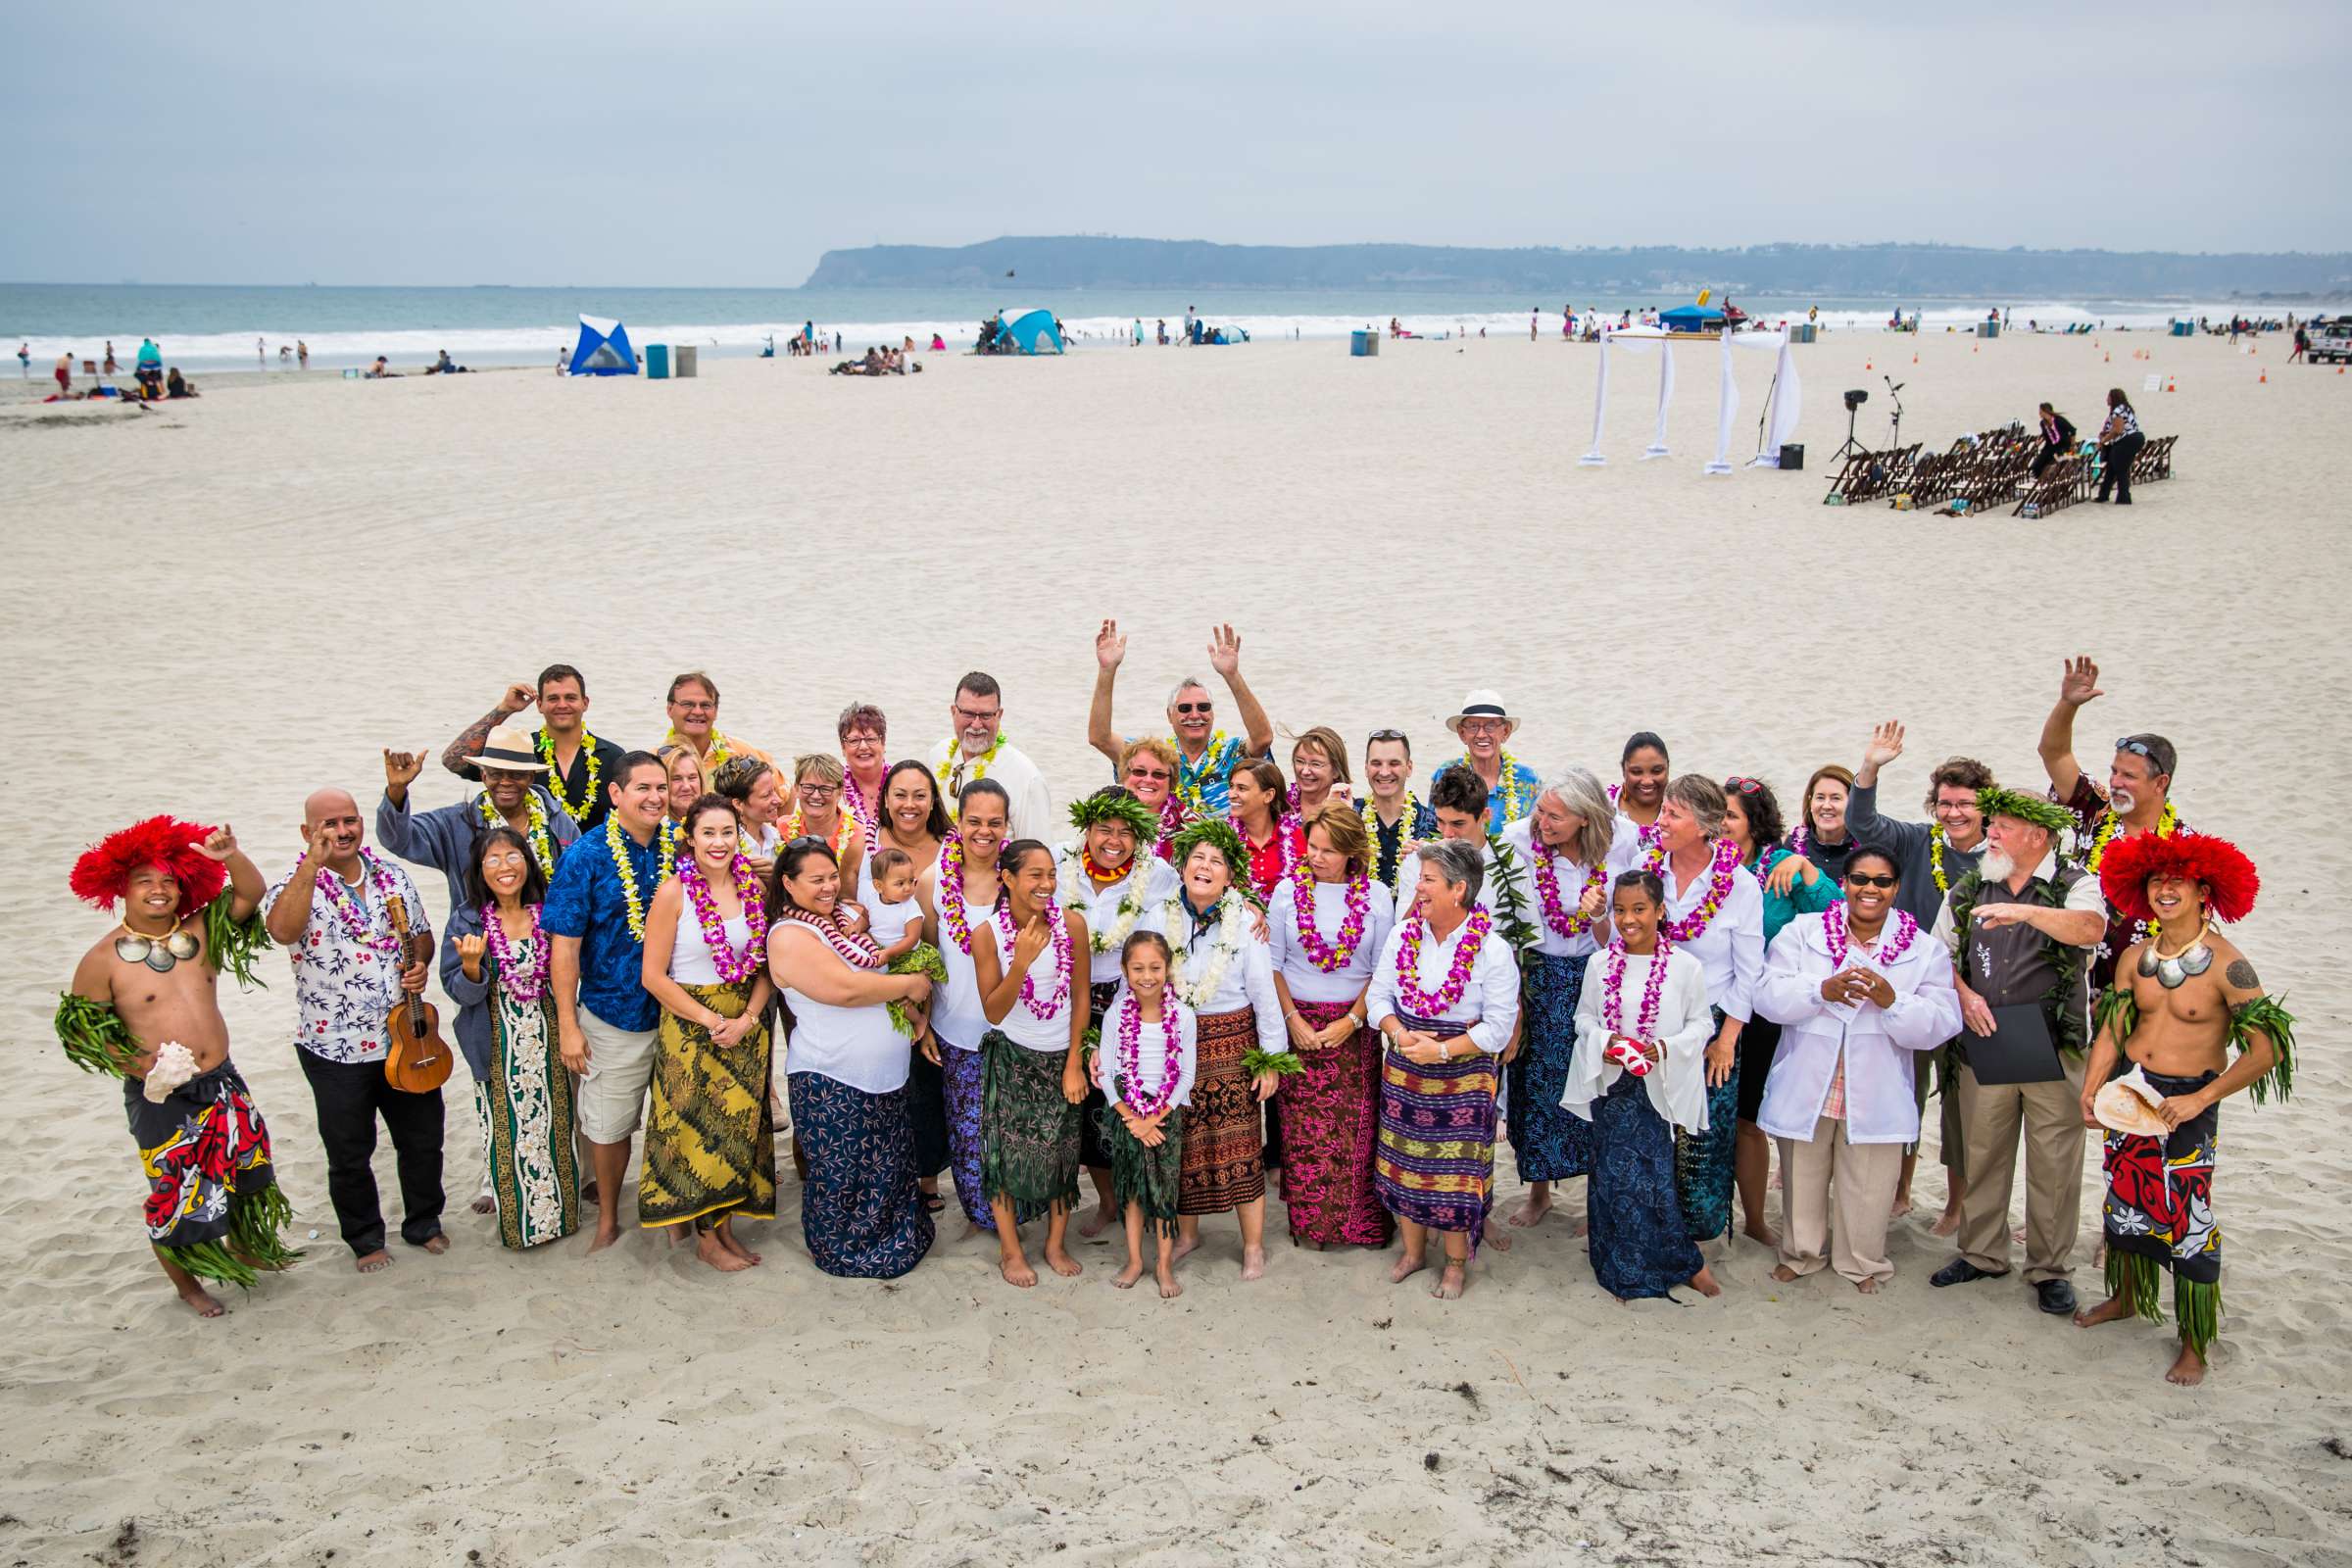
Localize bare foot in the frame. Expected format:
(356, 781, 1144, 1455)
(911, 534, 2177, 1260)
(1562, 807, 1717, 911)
(581, 1180, 601, 1208)
(1112, 1259, 1145, 1290)
(1170, 1232, 1201, 1262)
(1076, 1202, 1118, 1240)
(1044, 1244, 1083, 1278)
(696, 1232, 755, 1272)
(1481, 1218, 1514, 1252)
(1240, 1244, 1267, 1282)
(586, 1227, 621, 1254)
(1566, 1214, 1589, 1238)
(355, 1250, 393, 1274)
(2073, 1295, 2134, 1329)
(470, 1194, 495, 1215)
(717, 1225, 761, 1265)
(174, 1279, 228, 1317)
(999, 1251, 1038, 1289)
(1686, 1265, 1723, 1298)
(1743, 1222, 1781, 1250)
(1157, 1266, 1183, 1299)
(1430, 1260, 1467, 1300)
(1390, 1252, 1428, 1285)
(1855, 1277, 1881, 1295)
(1507, 1192, 1552, 1229)
(1888, 1195, 1913, 1222)
(2166, 1343, 2208, 1386)
(1770, 1263, 1801, 1283)
(1930, 1203, 1963, 1238)
(419, 1235, 451, 1255)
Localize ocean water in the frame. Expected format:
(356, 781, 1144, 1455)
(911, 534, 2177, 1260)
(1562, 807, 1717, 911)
(0, 282, 2319, 374)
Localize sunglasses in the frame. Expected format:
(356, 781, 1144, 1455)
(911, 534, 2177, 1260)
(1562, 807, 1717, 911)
(1844, 872, 1899, 889)
(1174, 702, 1212, 715)
(1367, 728, 1408, 744)
(786, 835, 830, 853)
(1723, 776, 1765, 796)
(2114, 738, 2167, 767)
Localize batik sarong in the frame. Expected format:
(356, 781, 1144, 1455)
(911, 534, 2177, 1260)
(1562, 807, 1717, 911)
(1080, 979, 1118, 1172)
(642, 982, 776, 1230)
(1180, 1005, 1267, 1215)
(980, 1030, 1082, 1213)
(486, 984, 579, 1249)
(2101, 1064, 2223, 1353)
(1505, 951, 1592, 1182)
(941, 1042, 998, 1230)
(1277, 998, 1392, 1246)
(1373, 1012, 1497, 1253)
(124, 1059, 299, 1287)
(788, 1070, 934, 1279)
(1674, 1005, 1739, 1242)
(1101, 1103, 1186, 1237)
(1588, 1073, 1705, 1298)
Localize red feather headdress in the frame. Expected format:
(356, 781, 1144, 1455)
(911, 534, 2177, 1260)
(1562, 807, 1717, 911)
(2098, 830, 2259, 925)
(70, 816, 226, 914)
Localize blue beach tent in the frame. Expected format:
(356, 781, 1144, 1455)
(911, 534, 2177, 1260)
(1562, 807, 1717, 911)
(1658, 304, 1725, 334)
(568, 314, 638, 375)
(1000, 308, 1065, 355)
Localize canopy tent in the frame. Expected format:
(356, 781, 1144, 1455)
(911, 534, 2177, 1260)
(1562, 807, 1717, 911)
(1579, 325, 1801, 474)
(997, 308, 1064, 355)
(1658, 304, 1725, 334)
(568, 315, 638, 376)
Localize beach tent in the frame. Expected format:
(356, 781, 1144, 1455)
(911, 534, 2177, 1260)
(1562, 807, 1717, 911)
(1658, 305, 1725, 334)
(568, 315, 638, 375)
(998, 308, 1065, 355)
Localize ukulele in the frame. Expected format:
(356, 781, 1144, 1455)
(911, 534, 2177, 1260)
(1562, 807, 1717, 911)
(382, 894, 453, 1093)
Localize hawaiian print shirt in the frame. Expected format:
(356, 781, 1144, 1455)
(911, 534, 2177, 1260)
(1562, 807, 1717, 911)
(261, 853, 430, 1064)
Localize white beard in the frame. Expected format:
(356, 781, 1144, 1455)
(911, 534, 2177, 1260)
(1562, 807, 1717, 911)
(1977, 848, 2016, 884)
(2109, 787, 2137, 814)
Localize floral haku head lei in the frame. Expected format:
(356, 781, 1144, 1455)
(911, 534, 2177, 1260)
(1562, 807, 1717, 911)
(71, 816, 227, 915)
(2096, 830, 2258, 927)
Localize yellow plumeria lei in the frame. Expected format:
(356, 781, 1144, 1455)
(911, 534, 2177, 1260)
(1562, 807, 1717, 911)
(2085, 797, 2179, 874)
(480, 790, 557, 877)
(1168, 731, 1232, 815)
(1929, 824, 1951, 896)
(781, 806, 858, 858)
(942, 731, 1011, 793)
(608, 813, 679, 942)
(1452, 751, 1529, 821)
(537, 729, 602, 826)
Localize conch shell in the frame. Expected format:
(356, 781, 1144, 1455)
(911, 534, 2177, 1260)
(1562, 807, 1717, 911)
(2092, 1066, 2170, 1138)
(142, 1041, 199, 1103)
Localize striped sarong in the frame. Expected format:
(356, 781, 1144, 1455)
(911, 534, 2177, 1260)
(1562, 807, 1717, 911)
(1373, 1011, 1497, 1253)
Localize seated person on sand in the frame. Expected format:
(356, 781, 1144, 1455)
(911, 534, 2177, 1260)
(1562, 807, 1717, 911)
(166, 368, 197, 398)
(368, 356, 400, 378)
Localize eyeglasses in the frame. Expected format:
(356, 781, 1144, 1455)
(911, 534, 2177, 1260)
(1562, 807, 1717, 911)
(797, 782, 839, 800)
(1173, 702, 1212, 715)
(673, 702, 715, 714)
(1723, 776, 1765, 796)
(954, 706, 1001, 723)
(1844, 872, 1899, 889)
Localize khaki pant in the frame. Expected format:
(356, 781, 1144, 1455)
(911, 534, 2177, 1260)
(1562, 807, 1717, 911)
(1955, 1057, 2086, 1282)
(1778, 1116, 1904, 1285)
(1911, 1046, 1967, 1178)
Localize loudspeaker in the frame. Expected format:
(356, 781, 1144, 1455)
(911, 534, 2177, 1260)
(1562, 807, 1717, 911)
(1779, 443, 1804, 470)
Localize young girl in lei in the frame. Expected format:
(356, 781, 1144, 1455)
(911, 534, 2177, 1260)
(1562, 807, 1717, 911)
(1561, 870, 1721, 1301)
(1227, 758, 1303, 906)
(972, 839, 1092, 1290)
(638, 796, 777, 1273)
(914, 779, 1011, 1233)
(1094, 931, 1198, 1299)
(444, 826, 580, 1251)
(1267, 801, 1396, 1250)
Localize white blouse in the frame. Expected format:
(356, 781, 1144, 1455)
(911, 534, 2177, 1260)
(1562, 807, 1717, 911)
(1604, 840, 1764, 1022)
(1754, 911, 1963, 1145)
(1498, 817, 1605, 959)
(1091, 990, 1200, 1109)
(1561, 947, 1713, 1132)
(1266, 872, 1396, 1003)
(1135, 894, 1286, 1055)
(1056, 846, 1179, 984)
(668, 901, 753, 988)
(1394, 837, 1502, 917)
(982, 906, 1081, 1054)
(779, 947, 910, 1095)
(1363, 913, 1521, 1054)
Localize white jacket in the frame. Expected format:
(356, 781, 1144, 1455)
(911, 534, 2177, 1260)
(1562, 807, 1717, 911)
(1754, 911, 1962, 1145)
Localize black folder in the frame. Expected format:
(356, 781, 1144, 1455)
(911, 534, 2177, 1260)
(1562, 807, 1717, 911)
(1969, 1004, 2065, 1085)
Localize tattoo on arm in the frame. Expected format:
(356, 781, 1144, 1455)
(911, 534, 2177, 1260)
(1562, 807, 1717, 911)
(440, 706, 507, 776)
(2226, 958, 2259, 991)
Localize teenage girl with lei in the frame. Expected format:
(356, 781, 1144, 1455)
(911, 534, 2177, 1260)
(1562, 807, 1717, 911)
(1094, 931, 1198, 1299)
(1561, 870, 1721, 1301)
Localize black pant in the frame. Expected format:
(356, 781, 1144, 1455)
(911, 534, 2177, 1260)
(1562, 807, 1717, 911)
(2031, 445, 2061, 479)
(298, 1050, 446, 1255)
(2097, 431, 2144, 502)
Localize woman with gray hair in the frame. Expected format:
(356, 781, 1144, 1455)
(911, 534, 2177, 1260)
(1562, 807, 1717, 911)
(1367, 835, 1522, 1299)
(1609, 774, 1764, 1245)
(1497, 766, 1624, 1230)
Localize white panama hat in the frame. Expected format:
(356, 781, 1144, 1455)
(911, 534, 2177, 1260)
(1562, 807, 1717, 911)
(1444, 690, 1520, 738)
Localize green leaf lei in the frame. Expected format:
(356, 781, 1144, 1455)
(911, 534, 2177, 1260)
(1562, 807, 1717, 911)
(1948, 862, 2089, 1057)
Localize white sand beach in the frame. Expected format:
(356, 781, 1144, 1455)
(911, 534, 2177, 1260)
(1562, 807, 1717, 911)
(4, 330, 2348, 1567)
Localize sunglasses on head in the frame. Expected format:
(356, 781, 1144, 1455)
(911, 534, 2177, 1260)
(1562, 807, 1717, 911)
(1723, 776, 1765, 796)
(2114, 738, 2167, 767)
(1844, 871, 1898, 889)
(786, 835, 829, 852)
(1174, 702, 1212, 715)
(1367, 728, 1408, 744)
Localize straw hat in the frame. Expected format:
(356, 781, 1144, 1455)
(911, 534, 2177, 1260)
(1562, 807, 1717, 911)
(1444, 690, 1520, 738)
(463, 726, 551, 773)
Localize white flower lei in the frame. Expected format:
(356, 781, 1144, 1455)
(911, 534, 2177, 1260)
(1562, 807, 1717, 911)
(1159, 887, 1252, 1009)
(1069, 847, 1152, 956)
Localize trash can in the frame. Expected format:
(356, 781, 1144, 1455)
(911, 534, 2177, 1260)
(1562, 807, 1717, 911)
(1789, 322, 1817, 344)
(1979, 321, 2000, 339)
(1349, 330, 1379, 358)
(674, 345, 698, 378)
(646, 344, 670, 379)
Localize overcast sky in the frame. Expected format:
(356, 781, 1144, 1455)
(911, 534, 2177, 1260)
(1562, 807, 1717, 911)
(7, 1, 2343, 286)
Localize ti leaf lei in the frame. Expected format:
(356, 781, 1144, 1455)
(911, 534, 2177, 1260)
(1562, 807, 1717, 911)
(1949, 861, 2088, 1057)
(2093, 984, 2297, 1108)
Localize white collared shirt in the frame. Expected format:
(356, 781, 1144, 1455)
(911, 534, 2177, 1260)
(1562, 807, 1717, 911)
(1134, 895, 1287, 1054)
(1755, 910, 1963, 1144)
(1054, 845, 1179, 983)
(1604, 839, 1765, 1022)
(1267, 871, 1397, 1002)
(1498, 817, 1606, 959)
(935, 736, 1054, 845)
(1561, 947, 1713, 1133)
(1364, 911, 1521, 1054)
(1929, 850, 2107, 957)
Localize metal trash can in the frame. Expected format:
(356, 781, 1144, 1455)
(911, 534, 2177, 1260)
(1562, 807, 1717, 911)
(1979, 321, 2000, 339)
(646, 344, 670, 379)
(674, 345, 698, 378)
(1349, 330, 1379, 358)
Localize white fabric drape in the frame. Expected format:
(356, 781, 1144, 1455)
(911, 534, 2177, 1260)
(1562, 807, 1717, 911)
(1580, 333, 1611, 466)
(1643, 338, 1675, 459)
(1706, 329, 1739, 474)
(1736, 327, 1801, 466)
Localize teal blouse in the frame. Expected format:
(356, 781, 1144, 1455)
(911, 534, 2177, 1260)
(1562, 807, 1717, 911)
(1750, 844, 1842, 947)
